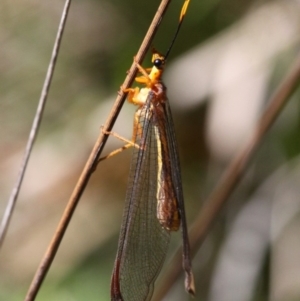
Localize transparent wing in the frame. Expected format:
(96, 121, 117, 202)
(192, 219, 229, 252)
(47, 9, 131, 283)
(160, 97, 194, 294)
(112, 94, 171, 301)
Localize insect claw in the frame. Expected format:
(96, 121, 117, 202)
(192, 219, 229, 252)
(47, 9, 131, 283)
(133, 56, 142, 69)
(100, 125, 109, 135)
(118, 87, 123, 96)
(120, 85, 128, 94)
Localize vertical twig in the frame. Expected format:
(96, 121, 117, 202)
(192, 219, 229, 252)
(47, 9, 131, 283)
(0, 0, 72, 248)
(23, 1, 173, 300)
(153, 53, 300, 300)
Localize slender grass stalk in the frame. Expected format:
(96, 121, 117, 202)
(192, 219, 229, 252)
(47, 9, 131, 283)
(0, 0, 72, 249)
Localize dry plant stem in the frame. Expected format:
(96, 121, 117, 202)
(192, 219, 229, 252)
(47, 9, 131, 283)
(0, 0, 72, 249)
(153, 54, 300, 301)
(24, 1, 173, 301)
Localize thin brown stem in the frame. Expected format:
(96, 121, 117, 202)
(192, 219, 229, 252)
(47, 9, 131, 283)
(153, 53, 300, 300)
(0, 0, 71, 248)
(23, 1, 173, 300)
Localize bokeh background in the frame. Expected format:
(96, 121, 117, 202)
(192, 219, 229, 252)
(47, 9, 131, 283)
(1, 0, 300, 300)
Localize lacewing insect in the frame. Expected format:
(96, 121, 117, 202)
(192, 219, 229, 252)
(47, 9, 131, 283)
(109, 1, 195, 300)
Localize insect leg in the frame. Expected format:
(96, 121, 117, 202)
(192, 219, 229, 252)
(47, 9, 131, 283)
(98, 126, 140, 162)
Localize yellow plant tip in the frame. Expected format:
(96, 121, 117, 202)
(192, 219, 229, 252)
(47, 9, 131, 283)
(179, 0, 190, 21)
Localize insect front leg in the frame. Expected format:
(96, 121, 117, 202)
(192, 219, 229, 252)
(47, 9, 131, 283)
(122, 86, 141, 105)
(132, 57, 153, 86)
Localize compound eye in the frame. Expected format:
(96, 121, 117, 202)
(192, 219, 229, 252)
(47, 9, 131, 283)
(154, 59, 164, 69)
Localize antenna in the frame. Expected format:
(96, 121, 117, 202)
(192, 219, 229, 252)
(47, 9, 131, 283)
(164, 0, 191, 60)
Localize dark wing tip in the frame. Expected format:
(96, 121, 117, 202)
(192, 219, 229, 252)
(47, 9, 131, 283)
(185, 271, 196, 297)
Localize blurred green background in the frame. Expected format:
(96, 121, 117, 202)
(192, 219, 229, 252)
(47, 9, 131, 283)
(1, 0, 300, 300)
